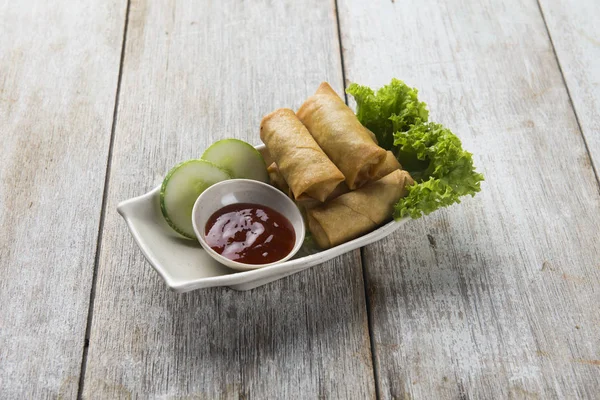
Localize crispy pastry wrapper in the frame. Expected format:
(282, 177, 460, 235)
(298, 150, 402, 209)
(267, 162, 292, 197)
(266, 162, 351, 209)
(260, 108, 345, 202)
(306, 169, 414, 249)
(297, 82, 387, 190)
(372, 151, 402, 181)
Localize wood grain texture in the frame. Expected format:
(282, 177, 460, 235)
(82, 0, 375, 398)
(538, 0, 600, 176)
(0, 0, 125, 398)
(339, 0, 600, 398)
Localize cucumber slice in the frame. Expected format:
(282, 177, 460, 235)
(201, 139, 269, 182)
(160, 159, 230, 239)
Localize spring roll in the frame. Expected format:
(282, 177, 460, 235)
(295, 152, 402, 210)
(260, 108, 345, 202)
(267, 162, 291, 197)
(266, 162, 351, 210)
(372, 151, 402, 181)
(306, 170, 414, 249)
(297, 82, 387, 190)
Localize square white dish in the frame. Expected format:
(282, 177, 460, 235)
(117, 144, 409, 292)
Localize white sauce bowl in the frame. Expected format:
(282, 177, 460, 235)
(192, 179, 305, 271)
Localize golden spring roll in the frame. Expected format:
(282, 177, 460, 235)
(327, 182, 350, 201)
(306, 170, 414, 249)
(301, 151, 402, 209)
(267, 162, 351, 209)
(297, 82, 387, 190)
(298, 182, 349, 209)
(260, 108, 345, 202)
(372, 151, 402, 181)
(267, 161, 316, 228)
(267, 162, 291, 197)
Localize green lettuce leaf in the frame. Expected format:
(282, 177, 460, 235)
(347, 78, 429, 149)
(394, 123, 484, 219)
(346, 79, 484, 219)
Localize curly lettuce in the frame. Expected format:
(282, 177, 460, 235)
(347, 78, 429, 149)
(346, 79, 484, 219)
(394, 123, 484, 218)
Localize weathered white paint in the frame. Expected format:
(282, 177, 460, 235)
(0, 0, 126, 398)
(339, 0, 600, 398)
(539, 0, 600, 175)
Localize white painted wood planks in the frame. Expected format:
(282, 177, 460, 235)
(339, 0, 600, 398)
(0, 0, 126, 397)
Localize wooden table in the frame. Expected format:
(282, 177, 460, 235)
(2, 0, 599, 398)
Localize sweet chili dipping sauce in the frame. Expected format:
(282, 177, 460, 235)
(204, 203, 295, 265)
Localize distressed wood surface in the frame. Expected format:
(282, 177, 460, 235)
(339, 0, 600, 398)
(81, 0, 376, 398)
(0, 0, 125, 398)
(538, 0, 600, 176)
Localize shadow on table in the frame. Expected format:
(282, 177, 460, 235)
(154, 249, 371, 394)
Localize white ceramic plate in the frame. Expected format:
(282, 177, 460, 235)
(117, 144, 409, 292)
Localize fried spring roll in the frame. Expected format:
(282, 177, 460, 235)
(299, 151, 402, 210)
(306, 170, 414, 249)
(266, 162, 352, 209)
(297, 82, 387, 190)
(267, 162, 292, 197)
(372, 151, 402, 181)
(260, 108, 345, 202)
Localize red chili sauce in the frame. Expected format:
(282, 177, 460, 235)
(204, 203, 295, 265)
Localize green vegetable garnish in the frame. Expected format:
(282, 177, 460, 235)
(347, 79, 484, 219)
(393, 123, 484, 219)
(347, 78, 429, 149)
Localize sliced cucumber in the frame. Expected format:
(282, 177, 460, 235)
(201, 139, 269, 183)
(160, 159, 230, 239)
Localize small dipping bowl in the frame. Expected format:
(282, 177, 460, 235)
(191, 179, 305, 271)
